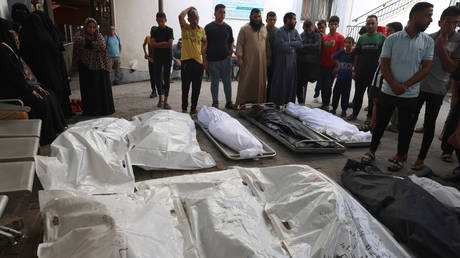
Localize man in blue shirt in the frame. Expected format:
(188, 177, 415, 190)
(104, 26, 122, 85)
(362, 2, 434, 171)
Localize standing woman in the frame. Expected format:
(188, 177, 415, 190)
(73, 17, 115, 116)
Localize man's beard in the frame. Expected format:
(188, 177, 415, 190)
(288, 22, 295, 30)
(250, 20, 263, 31)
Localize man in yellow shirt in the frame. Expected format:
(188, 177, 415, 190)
(179, 6, 207, 114)
(143, 33, 157, 98)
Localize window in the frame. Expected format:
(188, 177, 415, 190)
(301, 0, 333, 21)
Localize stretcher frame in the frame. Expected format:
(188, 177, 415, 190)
(193, 116, 276, 160)
(292, 118, 371, 148)
(238, 104, 346, 153)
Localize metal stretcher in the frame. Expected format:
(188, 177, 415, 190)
(193, 116, 276, 160)
(239, 105, 345, 153)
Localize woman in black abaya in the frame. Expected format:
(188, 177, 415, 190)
(0, 20, 66, 145)
(19, 12, 73, 118)
(73, 17, 115, 116)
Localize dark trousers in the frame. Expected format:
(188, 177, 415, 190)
(319, 65, 335, 106)
(367, 86, 381, 118)
(352, 77, 371, 117)
(148, 61, 156, 93)
(266, 65, 273, 101)
(371, 93, 418, 156)
(154, 60, 172, 97)
(331, 78, 352, 111)
(442, 101, 460, 160)
(416, 91, 444, 159)
(181, 59, 203, 111)
(314, 80, 321, 98)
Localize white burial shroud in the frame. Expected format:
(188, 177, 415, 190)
(35, 111, 215, 194)
(409, 175, 460, 212)
(285, 102, 372, 143)
(197, 106, 264, 158)
(35, 118, 138, 194)
(38, 165, 410, 258)
(129, 110, 216, 170)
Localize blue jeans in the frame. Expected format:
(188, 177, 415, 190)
(208, 57, 232, 105)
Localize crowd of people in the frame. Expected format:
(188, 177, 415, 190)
(0, 2, 459, 179)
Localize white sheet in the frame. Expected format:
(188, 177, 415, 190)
(38, 165, 410, 257)
(409, 175, 460, 212)
(285, 102, 372, 143)
(35, 118, 137, 194)
(197, 106, 263, 158)
(129, 110, 216, 170)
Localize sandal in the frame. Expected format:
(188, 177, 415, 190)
(388, 155, 407, 163)
(361, 152, 375, 163)
(388, 159, 405, 172)
(411, 162, 425, 171)
(441, 154, 453, 163)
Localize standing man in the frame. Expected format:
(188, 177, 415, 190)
(296, 20, 322, 104)
(318, 16, 344, 111)
(269, 12, 301, 107)
(412, 6, 460, 170)
(172, 38, 182, 71)
(205, 4, 235, 109)
(235, 8, 270, 106)
(143, 31, 156, 98)
(151, 12, 174, 109)
(104, 25, 122, 85)
(361, 2, 434, 172)
(313, 19, 327, 103)
(266, 11, 277, 101)
(348, 15, 386, 121)
(179, 7, 207, 115)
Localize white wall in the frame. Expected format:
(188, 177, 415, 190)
(0, 0, 8, 19)
(113, 0, 158, 71)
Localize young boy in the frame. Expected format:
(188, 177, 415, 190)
(151, 12, 174, 109)
(319, 16, 345, 111)
(331, 37, 355, 117)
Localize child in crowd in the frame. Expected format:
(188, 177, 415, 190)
(331, 37, 355, 117)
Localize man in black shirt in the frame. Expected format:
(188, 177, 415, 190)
(205, 4, 235, 109)
(151, 12, 174, 109)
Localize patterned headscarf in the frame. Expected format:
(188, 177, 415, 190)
(73, 17, 110, 71)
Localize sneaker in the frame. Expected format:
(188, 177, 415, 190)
(182, 109, 187, 113)
(163, 103, 171, 110)
(347, 114, 357, 121)
(157, 101, 163, 108)
(150, 91, 157, 98)
(330, 109, 336, 115)
(212, 103, 219, 108)
(321, 105, 329, 112)
(225, 102, 235, 110)
(190, 109, 197, 115)
(341, 111, 347, 118)
(313, 97, 319, 103)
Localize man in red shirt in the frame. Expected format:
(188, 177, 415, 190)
(318, 16, 344, 111)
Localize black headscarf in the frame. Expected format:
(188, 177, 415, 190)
(11, 3, 30, 32)
(34, 10, 64, 50)
(0, 18, 16, 50)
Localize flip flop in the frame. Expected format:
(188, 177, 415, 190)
(388, 159, 404, 172)
(361, 152, 375, 164)
(388, 155, 407, 163)
(411, 163, 425, 171)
